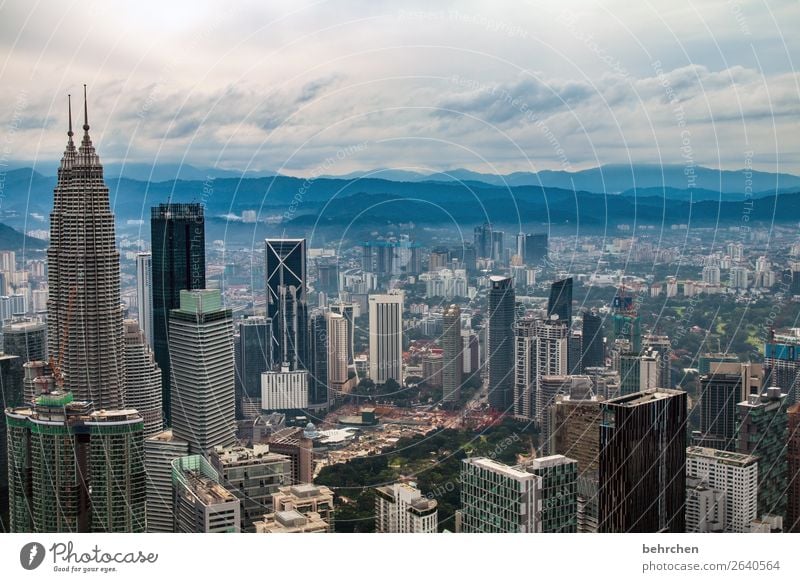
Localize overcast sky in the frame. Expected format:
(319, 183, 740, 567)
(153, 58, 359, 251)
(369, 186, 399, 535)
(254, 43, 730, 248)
(1, 0, 798, 176)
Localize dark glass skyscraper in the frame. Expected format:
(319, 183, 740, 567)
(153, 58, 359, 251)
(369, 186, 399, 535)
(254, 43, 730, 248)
(525, 233, 548, 265)
(473, 223, 493, 259)
(487, 276, 515, 411)
(234, 317, 272, 416)
(266, 239, 308, 370)
(548, 277, 573, 325)
(696, 372, 741, 451)
(308, 311, 328, 406)
(151, 203, 206, 424)
(599, 389, 687, 533)
(581, 310, 604, 371)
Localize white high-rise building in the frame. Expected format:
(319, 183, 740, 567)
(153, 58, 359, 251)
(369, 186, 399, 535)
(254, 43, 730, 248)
(368, 293, 403, 384)
(0, 251, 15, 273)
(514, 317, 569, 422)
(702, 265, 721, 286)
(326, 312, 349, 400)
(169, 289, 236, 454)
(375, 483, 438, 533)
(136, 252, 153, 346)
(262, 364, 309, 410)
(686, 446, 758, 533)
(730, 267, 749, 289)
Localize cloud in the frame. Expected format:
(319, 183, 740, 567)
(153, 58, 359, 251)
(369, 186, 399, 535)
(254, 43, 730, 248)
(0, 0, 797, 175)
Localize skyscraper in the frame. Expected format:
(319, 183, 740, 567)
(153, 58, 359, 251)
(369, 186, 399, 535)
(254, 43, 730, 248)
(599, 389, 687, 533)
(123, 319, 163, 437)
(375, 483, 438, 533)
(144, 429, 188, 533)
(329, 301, 356, 365)
(524, 233, 548, 265)
(47, 89, 124, 409)
(491, 230, 504, 263)
(685, 446, 758, 533)
(308, 311, 329, 406)
(326, 311, 349, 402)
(266, 239, 308, 370)
(513, 317, 568, 421)
(210, 444, 291, 533)
(788, 403, 800, 532)
(234, 317, 272, 416)
(368, 293, 403, 384)
(547, 277, 573, 325)
(172, 455, 240, 533)
(2, 320, 47, 363)
(527, 455, 578, 533)
(151, 202, 206, 424)
(460, 457, 540, 533)
(736, 387, 788, 518)
(696, 372, 741, 451)
(136, 252, 153, 346)
(6, 392, 146, 532)
(580, 310, 604, 371)
(487, 276, 515, 411)
(473, 223, 493, 259)
(764, 329, 800, 404)
(618, 348, 659, 396)
(441, 304, 462, 404)
(0, 353, 22, 528)
(169, 289, 236, 454)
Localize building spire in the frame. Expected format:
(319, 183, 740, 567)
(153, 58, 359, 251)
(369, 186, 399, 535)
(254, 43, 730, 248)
(82, 84, 89, 133)
(67, 94, 74, 141)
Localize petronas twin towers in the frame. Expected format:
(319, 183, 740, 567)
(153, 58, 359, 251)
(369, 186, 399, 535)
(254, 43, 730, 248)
(47, 87, 125, 409)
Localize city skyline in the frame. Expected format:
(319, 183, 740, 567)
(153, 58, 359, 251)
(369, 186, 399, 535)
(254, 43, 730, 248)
(2, 1, 800, 552)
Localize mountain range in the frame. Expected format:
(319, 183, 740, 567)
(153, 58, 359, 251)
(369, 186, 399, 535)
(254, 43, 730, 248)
(2, 164, 799, 241)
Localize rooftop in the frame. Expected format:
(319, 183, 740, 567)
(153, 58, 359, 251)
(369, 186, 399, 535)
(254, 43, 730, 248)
(464, 457, 536, 481)
(182, 470, 236, 506)
(687, 446, 757, 466)
(605, 388, 685, 407)
(529, 454, 577, 470)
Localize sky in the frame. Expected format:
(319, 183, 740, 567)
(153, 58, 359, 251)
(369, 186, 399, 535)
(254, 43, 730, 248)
(0, 0, 798, 176)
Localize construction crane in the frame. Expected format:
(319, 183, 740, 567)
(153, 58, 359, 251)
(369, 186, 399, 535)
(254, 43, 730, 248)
(49, 285, 77, 387)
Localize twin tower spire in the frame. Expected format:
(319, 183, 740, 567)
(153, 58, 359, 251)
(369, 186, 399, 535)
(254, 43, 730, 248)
(66, 84, 91, 147)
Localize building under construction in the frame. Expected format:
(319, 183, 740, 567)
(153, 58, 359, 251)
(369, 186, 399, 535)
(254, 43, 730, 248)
(5, 390, 146, 533)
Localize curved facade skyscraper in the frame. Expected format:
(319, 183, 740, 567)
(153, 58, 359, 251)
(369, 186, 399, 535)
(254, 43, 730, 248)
(46, 88, 125, 409)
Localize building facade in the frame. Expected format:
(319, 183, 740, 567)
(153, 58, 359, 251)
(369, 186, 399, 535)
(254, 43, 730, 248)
(47, 92, 124, 409)
(210, 444, 291, 532)
(261, 364, 309, 411)
(368, 293, 403, 384)
(169, 289, 236, 454)
(375, 482, 438, 533)
(487, 276, 515, 411)
(598, 389, 687, 533)
(736, 387, 788, 518)
(6, 391, 146, 532)
(685, 446, 758, 533)
(234, 316, 272, 416)
(151, 203, 206, 424)
(136, 252, 153, 346)
(172, 455, 240, 533)
(265, 239, 308, 370)
(123, 319, 163, 437)
(144, 429, 189, 533)
(441, 304, 463, 404)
